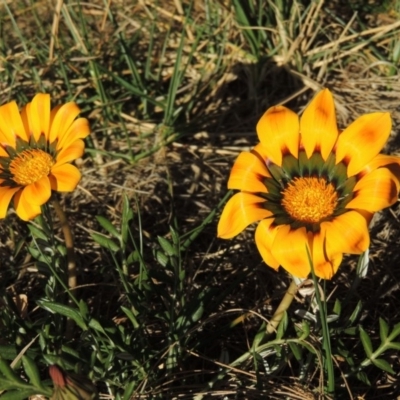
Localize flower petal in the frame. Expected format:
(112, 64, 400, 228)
(25, 94, 51, 142)
(228, 151, 270, 192)
(57, 117, 90, 150)
(335, 112, 392, 177)
(324, 211, 370, 256)
(256, 105, 299, 166)
(362, 154, 400, 184)
(23, 176, 52, 205)
(217, 192, 272, 239)
(0, 186, 20, 218)
(0, 101, 28, 144)
(0, 146, 9, 157)
(49, 102, 81, 144)
(300, 89, 338, 160)
(270, 225, 311, 278)
(14, 188, 42, 221)
(346, 168, 399, 212)
(49, 163, 81, 192)
(311, 225, 343, 279)
(55, 139, 85, 165)
(255, 218, 280, 269)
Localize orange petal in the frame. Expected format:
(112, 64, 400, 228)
(335, 112, 392, 177)
(22, 176, 52, 206)
(0, 101, 27, 144)
(300, 89, 338, 160)
(57, 117, 90, 150)
(0, 186, 20, 218)
(25, 94, 51, 142)
(49, 102, 81, 144)
(217, 192, 272, 239)
(324, 211, 370, 256)
(0, 146, 9, 157)
(55, 140, 85, 165)
(270, 225, 311, 278)
(362, 154, 400, 184)
(346, 168, 399, 212)
(256, 105, 299, 166)
(311, 225, 342, 279)
(254, 218, 280, 269)
(14, 188, 42, 221)
(228, 151, 270, 192)
(49, 164, 81, 192)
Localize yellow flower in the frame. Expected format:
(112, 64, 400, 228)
(0, 94, 90, 221)
(218, 89, 400, 279)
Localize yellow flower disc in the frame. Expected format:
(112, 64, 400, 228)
(281, 177, 338, 223)
(9, 149, 54, 186)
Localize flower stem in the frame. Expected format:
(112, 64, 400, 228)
(306, 249, 335, 395)
(266, 278, 298, 334)
(52, 197, 77, 293)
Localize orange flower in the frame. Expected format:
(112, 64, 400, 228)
(0, 94, 90, 221)
(218, 89, 400, 279)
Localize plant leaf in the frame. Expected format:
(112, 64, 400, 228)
(90, 232, 119, 252)
(96, 216, 120, 238)
(371, 358, 395, 374)
(38, 301, 88, 331)
(359, 326, 373, 358)
(379, 318, 389, 342)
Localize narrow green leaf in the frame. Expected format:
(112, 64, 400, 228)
(22, 356, 43, 389)
(88, 318, 106, 334)
(121, 194, 134, 245)
(356, 371, 371, 385)
(0, 346, 17, 361)
(191, 303, 204, 323)
(344, 327, 357, 336)
(348, 301, 363, 324)
(155, 250, 169, 267)
(121, 306, 139, 329)
(122, 380, 136, 400)
(359, 327, 373, 358)
(96, 216, 120, 238)
(90, 232, 119, 252)
(0, 360, 26, 385)
(300, 341, 316, 354)
(371, 358, 395, 374)
(157, 236, 176, 256)
(333, 299, 341, 316)
(387, 342, 400, 351)
(276, 312, 288, 340)
(0, 389, 39, 400)
(27, 224, 48, 241)
(79, 300, 89, 320)
(252, 326, 266, 349)
(288, 342, 302, 361)
(388, 322, 400, 341)
(297, 320, 310, 340)
(379, 318, 389, 342)
(170, 226, 180, 247)
(38, 301, 88, 330)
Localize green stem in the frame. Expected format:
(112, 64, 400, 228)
(266, 278, 298, 334)
(52, 197, 78, 339)
(52, 198, 77, 294)
(309, 267, 335, 394)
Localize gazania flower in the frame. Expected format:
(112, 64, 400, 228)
(218, 89, 400, 279)
(0, 94, 90, 221)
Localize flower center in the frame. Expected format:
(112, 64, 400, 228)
(9, 149, 54, 186)
(281, 177, 338, 224)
